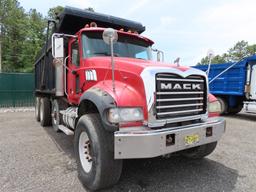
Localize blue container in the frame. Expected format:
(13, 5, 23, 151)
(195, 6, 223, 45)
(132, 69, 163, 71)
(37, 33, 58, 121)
(194, 55, 256, 109)
(195, 61, 247, 96)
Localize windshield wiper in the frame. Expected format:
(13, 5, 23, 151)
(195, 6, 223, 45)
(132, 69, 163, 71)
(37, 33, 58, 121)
(93, 52, 119, 57)
(93, 52, 110, 56)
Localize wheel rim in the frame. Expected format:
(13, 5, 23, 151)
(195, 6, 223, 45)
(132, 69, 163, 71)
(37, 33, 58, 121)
(79, 131, 93, 173)
(52, 101, 59, 126)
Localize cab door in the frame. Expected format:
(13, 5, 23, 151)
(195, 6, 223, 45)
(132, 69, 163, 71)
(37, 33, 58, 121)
(67, 39, 81, 104)
(250, 64, 256, 100)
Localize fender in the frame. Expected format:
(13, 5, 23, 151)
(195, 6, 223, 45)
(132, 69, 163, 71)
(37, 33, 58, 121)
(79, 87, 118, 132)
(78, 80, 146, 131)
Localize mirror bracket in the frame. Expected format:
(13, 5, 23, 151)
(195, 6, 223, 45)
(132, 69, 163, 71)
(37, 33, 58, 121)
(102, 28, 118, 93)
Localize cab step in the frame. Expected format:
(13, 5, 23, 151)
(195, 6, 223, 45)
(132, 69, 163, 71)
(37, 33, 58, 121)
(58, 125, 74, 135)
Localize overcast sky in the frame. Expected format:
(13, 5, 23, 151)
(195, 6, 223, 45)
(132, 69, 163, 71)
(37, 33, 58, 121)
(19, 0, 256, 66)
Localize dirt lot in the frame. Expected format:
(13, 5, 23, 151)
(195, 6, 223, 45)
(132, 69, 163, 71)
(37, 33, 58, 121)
(0, 111, 255, 192)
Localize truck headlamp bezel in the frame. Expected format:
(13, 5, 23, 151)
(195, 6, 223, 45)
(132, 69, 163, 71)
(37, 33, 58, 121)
(107, 107, 144, 123)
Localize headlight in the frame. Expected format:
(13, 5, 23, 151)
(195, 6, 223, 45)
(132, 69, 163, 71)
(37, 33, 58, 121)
(208, 100, 221, 113)
(108, 108, 144, 123)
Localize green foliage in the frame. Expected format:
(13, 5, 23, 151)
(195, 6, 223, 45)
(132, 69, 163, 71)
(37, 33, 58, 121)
(0, 0, 46, 72)
(227, 40, 248, 61)
(0, 2, 95, 72)
(198, 41, 256, 65)
(47, 6, 64, 19)
(1, 0, 27, 71)
(23, 9, 46, 72)
(199, 54, 227, 65)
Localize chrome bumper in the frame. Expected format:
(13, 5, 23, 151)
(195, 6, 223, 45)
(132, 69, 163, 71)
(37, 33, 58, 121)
(114, 117, 225, 159)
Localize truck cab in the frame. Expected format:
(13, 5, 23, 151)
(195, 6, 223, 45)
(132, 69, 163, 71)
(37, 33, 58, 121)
(34, 7, 225, 191)
(66, 27, 153, 105)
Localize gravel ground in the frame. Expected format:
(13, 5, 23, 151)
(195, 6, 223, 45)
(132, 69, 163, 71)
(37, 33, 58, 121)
(0, 107, 34, 113)
(0, 111, 255, 192)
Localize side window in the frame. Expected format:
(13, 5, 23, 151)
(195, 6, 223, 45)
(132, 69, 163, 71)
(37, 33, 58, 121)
(71, 41, 79, 66)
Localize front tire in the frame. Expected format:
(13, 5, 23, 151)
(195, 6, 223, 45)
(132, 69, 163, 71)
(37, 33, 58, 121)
(74, 114, 123, 191)
(181, 142, 217, 159)
(227, 105, 243, 115)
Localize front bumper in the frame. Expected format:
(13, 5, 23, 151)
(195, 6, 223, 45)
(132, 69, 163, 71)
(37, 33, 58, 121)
(114, 117, 225, 159)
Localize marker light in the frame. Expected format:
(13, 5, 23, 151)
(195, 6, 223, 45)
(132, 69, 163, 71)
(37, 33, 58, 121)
(90, 22, 97, 27)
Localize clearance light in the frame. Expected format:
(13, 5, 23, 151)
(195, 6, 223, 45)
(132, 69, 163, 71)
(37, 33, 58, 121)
(90, 22, 97, 27)
(108, 108, 144, 123)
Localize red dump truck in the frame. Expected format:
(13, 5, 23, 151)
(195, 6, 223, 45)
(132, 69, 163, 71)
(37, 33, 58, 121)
(34, 7, 225, 190)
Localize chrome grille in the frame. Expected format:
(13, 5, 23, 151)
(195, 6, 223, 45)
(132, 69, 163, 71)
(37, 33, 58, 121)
(155, 73, 206, 119)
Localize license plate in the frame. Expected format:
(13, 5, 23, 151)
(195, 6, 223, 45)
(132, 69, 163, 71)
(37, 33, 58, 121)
(184, 134, 200, 145)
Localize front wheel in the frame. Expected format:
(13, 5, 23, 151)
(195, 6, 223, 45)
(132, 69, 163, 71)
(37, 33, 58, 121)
(74, 114, 123, 191)
(227, 105, 243, 115)
(181, 142, 218, 159)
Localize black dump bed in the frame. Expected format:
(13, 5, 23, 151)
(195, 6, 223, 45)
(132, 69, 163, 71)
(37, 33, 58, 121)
(56, 6, 145, 34)
(35, 6, 145, 95)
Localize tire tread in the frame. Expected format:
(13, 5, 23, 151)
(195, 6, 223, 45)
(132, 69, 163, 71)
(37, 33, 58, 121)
(40, 97, 51, 127)
(74, 114, 122, 190)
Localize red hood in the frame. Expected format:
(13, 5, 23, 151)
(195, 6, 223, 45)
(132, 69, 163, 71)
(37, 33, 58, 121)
(80, 57, 199, 121)
(84, 57, 190, 75)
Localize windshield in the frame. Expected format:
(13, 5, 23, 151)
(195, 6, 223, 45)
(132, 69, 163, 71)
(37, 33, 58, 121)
(82, 31, 152, 60)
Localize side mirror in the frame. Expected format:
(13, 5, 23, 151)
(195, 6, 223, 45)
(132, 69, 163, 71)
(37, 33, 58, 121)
(52, 35, 64, 58)
(102, 28, 118, 44)
(207, 49, 214, 61)
(206, 49, 214, 75)
(152, 48, 164, 62)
